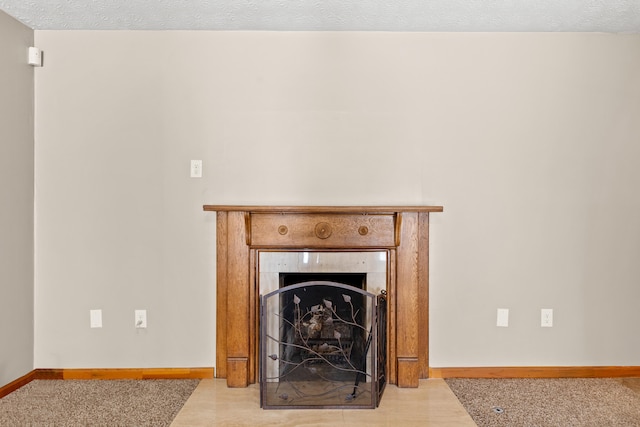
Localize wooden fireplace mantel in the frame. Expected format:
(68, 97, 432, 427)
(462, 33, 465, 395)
(203, 205, 443, 388)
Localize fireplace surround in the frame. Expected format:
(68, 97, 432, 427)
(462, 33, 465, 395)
(203, 205, 443, 390)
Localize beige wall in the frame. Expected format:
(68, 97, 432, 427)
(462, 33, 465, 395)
(33, 31, 640, 369)
(0, 10, 34, 386)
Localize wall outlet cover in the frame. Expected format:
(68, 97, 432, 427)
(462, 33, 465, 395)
(541, 308, 553, 327)
(190, 160, 202, 178)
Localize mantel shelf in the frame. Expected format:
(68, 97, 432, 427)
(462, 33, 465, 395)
(203, 205, 443, 214)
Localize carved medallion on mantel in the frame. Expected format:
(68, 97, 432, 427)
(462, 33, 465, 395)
(203, 205, 443, 389)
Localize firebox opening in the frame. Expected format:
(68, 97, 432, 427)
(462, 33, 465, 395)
(260, 279, 382, 409)
(258, 251, 388, 409)
(278, 274, 367, 383)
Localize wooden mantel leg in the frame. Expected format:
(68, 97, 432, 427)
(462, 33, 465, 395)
(219, 211, 250, 387)
(395, 212, 421, 387)
(417, 212, 430, 379)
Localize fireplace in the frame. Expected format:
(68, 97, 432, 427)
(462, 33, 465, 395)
(203, 205, 443, 395)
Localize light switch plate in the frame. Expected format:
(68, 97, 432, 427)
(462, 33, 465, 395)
(90, 309, 102, 328)
(497, 308, 509, 327)
(135, 309, 147, 328)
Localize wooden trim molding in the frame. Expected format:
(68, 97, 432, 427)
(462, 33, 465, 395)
(39, 367, 215, 380)
(0, 370, 38, 399)
(0, 368, 214, 398)
(6, 366, 637, 398)
(205, 205, 443, 389)
(429, 366, 640, 378)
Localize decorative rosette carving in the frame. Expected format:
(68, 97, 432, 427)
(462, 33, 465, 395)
(314, 222, 332, 239)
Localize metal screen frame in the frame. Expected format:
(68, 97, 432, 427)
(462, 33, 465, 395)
(260, 281, 380, 409)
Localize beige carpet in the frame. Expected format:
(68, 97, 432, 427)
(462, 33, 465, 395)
(446, 378, 640, 427)
(0, 379, 199, 427)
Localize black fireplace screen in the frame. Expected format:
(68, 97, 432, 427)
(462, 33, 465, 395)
(260, 280, 385, 409)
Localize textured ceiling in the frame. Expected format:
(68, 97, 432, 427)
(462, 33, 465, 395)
(0, 0, 639, 32)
